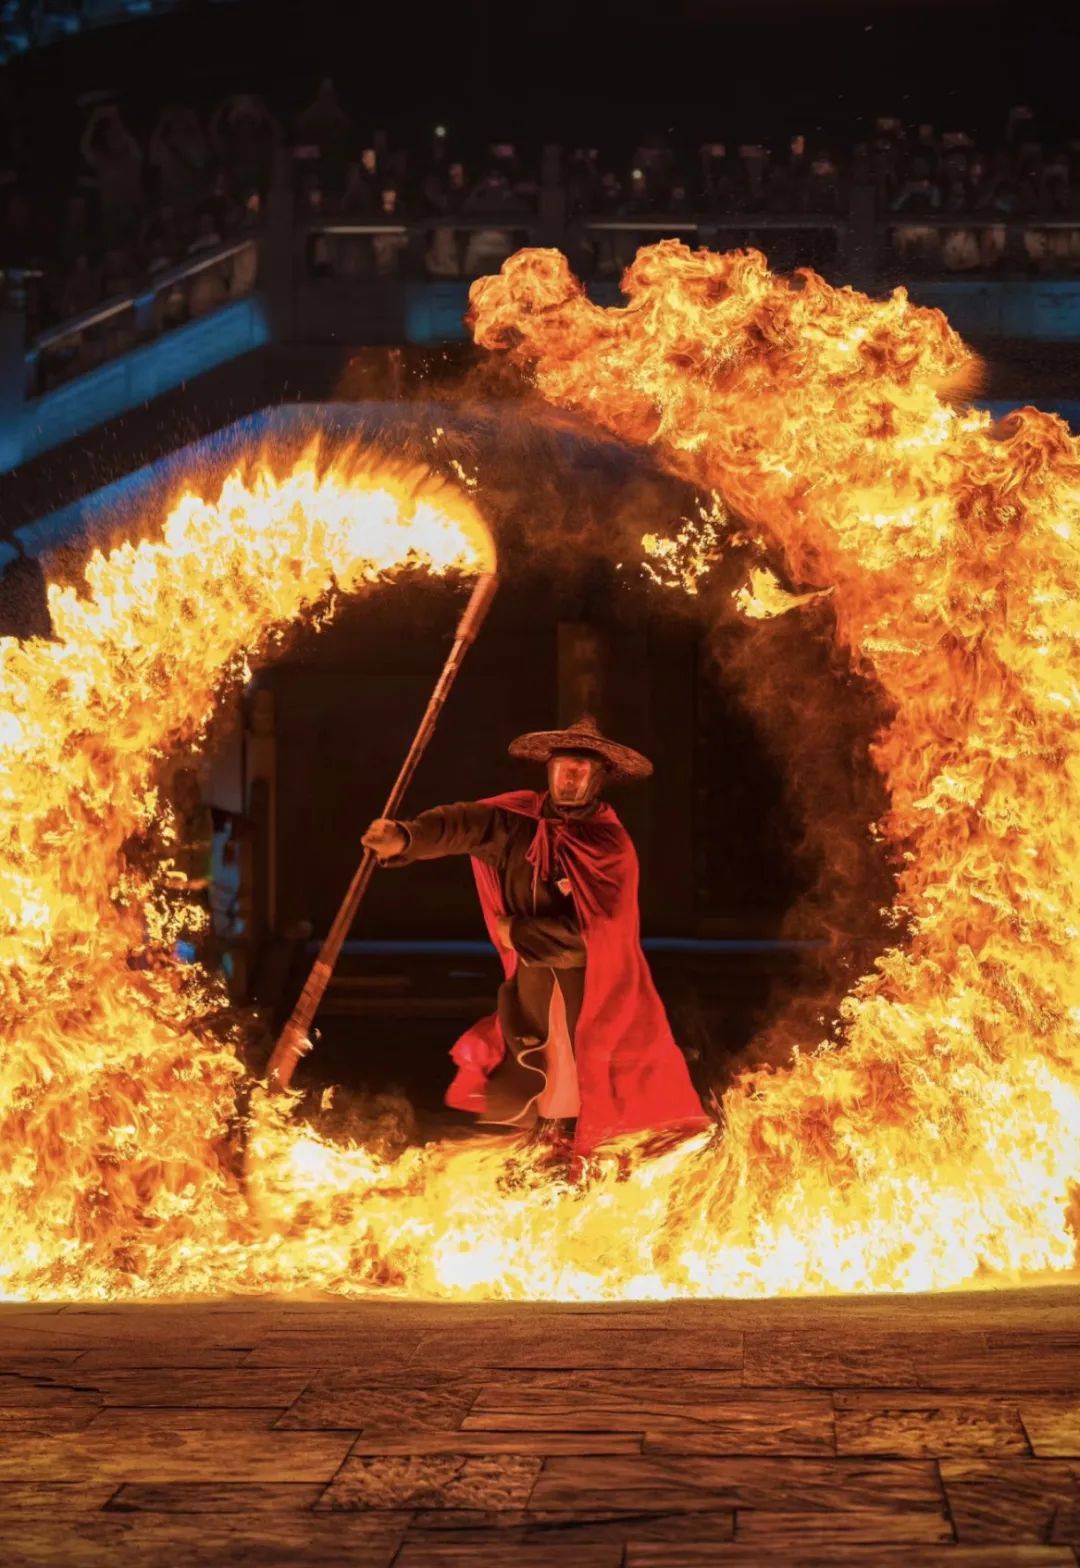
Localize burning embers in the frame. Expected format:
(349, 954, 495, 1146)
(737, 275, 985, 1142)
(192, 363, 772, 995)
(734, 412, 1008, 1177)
(2, 241, 1078, 1302)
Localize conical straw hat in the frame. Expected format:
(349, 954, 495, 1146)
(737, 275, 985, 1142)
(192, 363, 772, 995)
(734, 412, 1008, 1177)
(508, 714, 652, 781)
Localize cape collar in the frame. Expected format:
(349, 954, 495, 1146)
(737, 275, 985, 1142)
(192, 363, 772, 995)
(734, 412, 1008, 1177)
(541, 791, 603, 823)
(479, 788, 615, 827)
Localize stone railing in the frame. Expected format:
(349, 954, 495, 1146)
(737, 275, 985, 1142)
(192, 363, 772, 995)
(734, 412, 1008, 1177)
(26, 237, 259, 397)
(2, 189, 1079, 472)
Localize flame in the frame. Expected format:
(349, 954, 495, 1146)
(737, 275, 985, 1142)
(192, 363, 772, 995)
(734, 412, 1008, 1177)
(467, 242, 1080, 1295)
(733, 566, 832, 621)
(0, 449, 494, 1299)
(3, 243, 1079, 1303)
(640, 494, 728, 595)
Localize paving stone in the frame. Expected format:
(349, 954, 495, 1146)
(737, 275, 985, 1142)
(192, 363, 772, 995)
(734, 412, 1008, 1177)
(407, 1506, 737, 1542)
(466, 1379, 833, 1452)
(254, 1303, 480, 1329)
(0, 1405, 103, 1434)
(75, 1346, 252, 1370)
(348, 1309, 668, 1336)
(277, 1370, 480, 1431)
(477, 1368, 743, 1391)
(834, 1392, 1030, 1456)
(77, 1369, 311, 1408)
(350, 1431, 641, 1455)
(0, 1482, 119, 1511)
(0, 1329, 96, 1363)
(318, 1452, 540, 1510)
(0, 1513, 407, 1567)
(941, 1458, 1079, 1542)
(404, 1505, 739, 1542)
(0, 1376, 99, 1405)
(626, 1546, 1076, 1566)
(516, 1310, 671, 1330)
(54, 1304, 257, 1318)
(413, 1329, 743, 1371)
(107, 1483, 327, 1511)
(732, 1507, 954, 1543)
(0, 1411, 358, 1483)
(1, 1321, 262, 1363)
(0, 1378, 104, 1432)
(1, 1288, 1076, 1565)
(530, 1454, 943, 1512)
(1048, 1495, 1079, 1544)
(0, 1307, 69, 1319)
(635, 1287, 1073, 1337)
(743, 1331, 920, 1386)
(918, 1349, 1080, 1393)
(987, 1335, 1080, 1355)
(0, 1352, 87, 1374)
(1020, 1399, 1080, 1457)
(2, 1311, 266, 1344)
(79, 1408, 286, 1433)
(243, 1333, 421, 1368)
(44, 1303, 237, 1317)
(641, 1396, 834, 1455)
(396, 1543, 622, 1567)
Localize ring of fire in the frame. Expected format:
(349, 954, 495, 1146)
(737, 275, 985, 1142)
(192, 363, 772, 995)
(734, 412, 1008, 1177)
(1, 241, 1077, 1302)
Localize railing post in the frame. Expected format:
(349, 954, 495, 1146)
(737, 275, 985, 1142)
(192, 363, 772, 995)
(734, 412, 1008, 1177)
(539, 143, 566, 248)
(264, 146, 296, 342)
(0, 276, 27, 472)
(844, 181, 877, 291)
(1003, 220, 1029, 276)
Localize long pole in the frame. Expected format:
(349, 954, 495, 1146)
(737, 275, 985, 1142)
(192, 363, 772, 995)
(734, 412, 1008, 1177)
(265, 570, 499, 1091)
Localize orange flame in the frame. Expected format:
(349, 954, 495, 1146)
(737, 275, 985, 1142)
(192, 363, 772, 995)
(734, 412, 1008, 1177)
(464, 242, 1080, 1293)
(0, 449, 493, 1299)
(3, 245, 1078, 1302)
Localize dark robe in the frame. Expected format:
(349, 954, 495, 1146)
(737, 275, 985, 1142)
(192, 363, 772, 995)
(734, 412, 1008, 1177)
(388, 795, 589, 1124)
(386, 790, 708, 1153)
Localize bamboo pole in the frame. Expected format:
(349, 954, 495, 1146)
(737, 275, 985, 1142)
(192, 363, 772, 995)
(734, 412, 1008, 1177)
(265, 570, 498, 1090)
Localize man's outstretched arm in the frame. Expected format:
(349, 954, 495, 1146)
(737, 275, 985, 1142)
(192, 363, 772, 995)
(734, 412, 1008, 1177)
(363, 802, 507, 865)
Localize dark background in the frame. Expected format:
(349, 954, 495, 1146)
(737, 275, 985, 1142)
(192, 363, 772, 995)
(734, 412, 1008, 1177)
(3, 2, 1074, 188)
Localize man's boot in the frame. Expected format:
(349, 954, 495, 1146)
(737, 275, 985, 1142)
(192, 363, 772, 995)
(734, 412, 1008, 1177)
(527, 1116, 576, 1157)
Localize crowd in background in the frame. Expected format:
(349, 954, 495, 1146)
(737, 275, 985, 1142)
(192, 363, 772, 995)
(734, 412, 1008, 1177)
(2, 92, 270, 336)
(1, 81, 1078, 341)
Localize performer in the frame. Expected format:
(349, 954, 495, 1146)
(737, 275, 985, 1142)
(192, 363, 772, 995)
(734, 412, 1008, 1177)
(362, 716, 708, 1156)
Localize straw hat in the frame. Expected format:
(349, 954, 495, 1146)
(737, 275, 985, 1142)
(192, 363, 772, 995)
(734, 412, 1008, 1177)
(508, 714, 653, 782)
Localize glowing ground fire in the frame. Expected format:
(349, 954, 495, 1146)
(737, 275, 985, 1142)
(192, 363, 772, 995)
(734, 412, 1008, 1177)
(2, 242, 1079, 1302)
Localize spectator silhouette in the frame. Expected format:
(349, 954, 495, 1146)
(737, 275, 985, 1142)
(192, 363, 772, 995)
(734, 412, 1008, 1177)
(805, 153, 841, 214)
(150, 105, 211, 216)
(699, 142, 733, 213)
(211, 93, 279, 203)
(58, 251, 98, 317)
(295, 78, 354, 194)
(80, 105, 143, 245)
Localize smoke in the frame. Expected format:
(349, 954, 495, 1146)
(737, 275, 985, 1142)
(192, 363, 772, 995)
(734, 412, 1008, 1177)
(703, 589, 899, 1070)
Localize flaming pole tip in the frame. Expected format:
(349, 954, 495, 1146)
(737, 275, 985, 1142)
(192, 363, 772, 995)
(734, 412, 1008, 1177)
(456, 569, 499, 642)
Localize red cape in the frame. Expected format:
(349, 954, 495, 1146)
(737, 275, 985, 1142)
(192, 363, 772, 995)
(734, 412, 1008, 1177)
(444, 789, 709, 1153)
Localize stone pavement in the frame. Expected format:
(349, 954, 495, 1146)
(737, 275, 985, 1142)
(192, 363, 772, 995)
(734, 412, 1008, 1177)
(0, 1285, 1076, 1566)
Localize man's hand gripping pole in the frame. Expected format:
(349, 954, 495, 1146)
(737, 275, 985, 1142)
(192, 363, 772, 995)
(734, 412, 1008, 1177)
(264, 569, 498, 1091)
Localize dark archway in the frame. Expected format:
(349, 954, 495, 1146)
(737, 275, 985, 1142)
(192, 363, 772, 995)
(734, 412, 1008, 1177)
(237, 398, 893, 1114)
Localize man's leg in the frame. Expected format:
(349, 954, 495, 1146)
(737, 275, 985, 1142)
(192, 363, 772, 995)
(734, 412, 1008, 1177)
(536, 975, 580, 1118)
(482, 964, 555, 1125)
(554, 966, 585, 1039)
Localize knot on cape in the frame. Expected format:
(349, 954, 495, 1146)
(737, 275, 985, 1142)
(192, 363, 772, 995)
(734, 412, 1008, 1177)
(525, 816, 566, 888)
